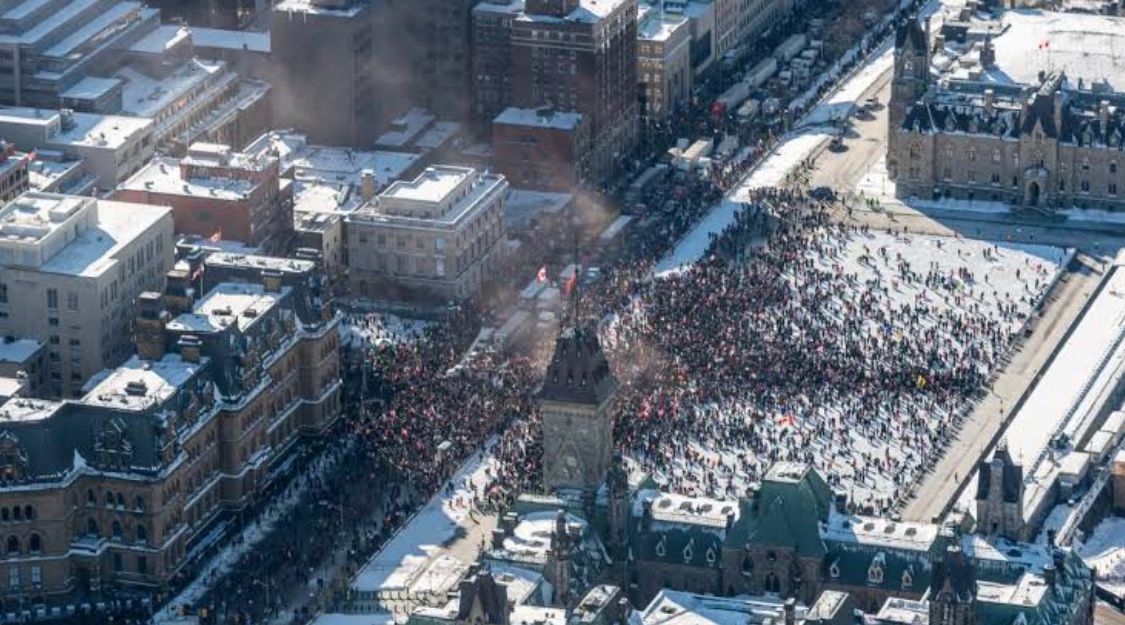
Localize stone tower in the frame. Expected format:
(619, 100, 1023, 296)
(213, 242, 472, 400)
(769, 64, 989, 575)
(538, 323, 618, 492)
(928, 546, 975, 625)
(455, 568, 511, 625)
(888, 14, 930, 178)
(974, 440, 1025, 540)
(606, 452, 630, 582)
(546, 509, 574, 607)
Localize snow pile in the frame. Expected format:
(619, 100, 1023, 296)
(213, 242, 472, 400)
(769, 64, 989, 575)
(343, 313, 430, 347)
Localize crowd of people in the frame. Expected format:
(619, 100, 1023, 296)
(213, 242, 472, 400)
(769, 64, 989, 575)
(599, 189, 1061, 513)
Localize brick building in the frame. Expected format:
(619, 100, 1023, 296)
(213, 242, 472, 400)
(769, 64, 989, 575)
(492, 107, 590, 191)
(0, 253, 339, 608)
(509, 0, 640, 181)
(115, 142, 293, 252)
(472, 0, 526, 135)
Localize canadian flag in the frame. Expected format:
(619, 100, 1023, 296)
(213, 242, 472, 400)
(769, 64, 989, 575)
(537, 265, 548, 283)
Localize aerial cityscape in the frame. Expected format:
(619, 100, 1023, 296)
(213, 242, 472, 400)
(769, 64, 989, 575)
(0, 0, 1124, 623)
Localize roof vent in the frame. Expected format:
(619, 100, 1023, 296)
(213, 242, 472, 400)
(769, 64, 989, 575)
(124, 380, 148, 396)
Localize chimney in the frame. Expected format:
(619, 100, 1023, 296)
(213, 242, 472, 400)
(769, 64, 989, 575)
(1043, 563, 1056, 587)
(136, 291, 168, 360)
(984, 89, 995, 115)
(784, 598, 796, 625)
(177, 335, 202, 364)
(164, 269, 196, 315)
(360, 169, 376, 201)
(261, 269, 283, 293)
(1101, 100, 1111, 134)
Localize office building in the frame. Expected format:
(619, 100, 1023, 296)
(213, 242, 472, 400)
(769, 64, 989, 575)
(346, 165, 509, 302)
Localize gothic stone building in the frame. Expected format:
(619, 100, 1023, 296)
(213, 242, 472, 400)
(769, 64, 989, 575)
(0, 253, 341, 609)
(887, 16, 1125, 211)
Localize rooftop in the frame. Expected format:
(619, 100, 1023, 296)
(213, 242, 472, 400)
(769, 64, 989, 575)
(0, 109, 154, 151)
(274, 0, 368, 17)
(190, 27, 270, 53)
(473, 0, 525, 15)
(633, 489, 739, 530)
(519, 0, 630, 24)
(640, 590, 802, 625)
(83, 354, 206, 411)
(205, 252, 315, 274)
(494, 107, 583, 130)
(116, 58, 227, 119)
(118, 157, 257, 201)
(823, 512, 940, 552)
(0, 192, 91, 245)
(167, 282, 286, 334)
(0, 398, 62, 423)
(499, 510, 587, 563)
(0, 338, 43, 364)
(638, 10, 689, 42)
(41, 1, 144, 59)
(40, 199, 168, 277)
(127, 23, 190, 55)
(382, 166, 471, 204)
(59, 76, 121, 102)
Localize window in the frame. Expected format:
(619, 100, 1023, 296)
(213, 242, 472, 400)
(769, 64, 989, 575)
(1111, 183, 1118, 196)
(46, 289, 57, 309)
(105, 492, 114, 508)
(30, 565, 39, 587)
(137, 556, 147, 575)
(1112, 162, 1119, 174)
(67, 292, 78, 311)
(86, 519, 98, 536)
(135, 495, 146, 512)
(968, 148, 977, 162)
(113, 552, 122, 572)
(28, 534, 40, 554)
(1082, 180, 1091, 193)
(0, 283, 7, 304)
(8, 566, 17, 591)
(112, 521, 122, 540)
(5, 536, 17, 555)
(136, 524, 147, 545)
(87, 490, 95, 506)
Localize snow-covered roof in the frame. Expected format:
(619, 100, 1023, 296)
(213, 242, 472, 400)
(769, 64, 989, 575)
(41, 1, 143, 58)
(49, 111, 153, 150)
(119, 157, 256, 200)
(190, 27, 270, 53)
(206, 253, 314, 274)
(0, 339, 42, 364)
(494, 107, 583, 130)
(499, 510, 587, 564)
(39, 199, 168, 277)
(0, 398, 61, 423)
(473, 0, 525, 15)
(633, 489, 738, 530)
(987, 10, 1125, 92)
(167, 283, 286, 333)
(640, 590, 802, 625)
(823, 512, 939, 552)
(116, 58, 227, 119)
(59, 76, 121, 102)
(128, 24, 190, 55)
(83, 353, 206, 411)
(638, 10, 689, 42)
(274, 0, 367, 16)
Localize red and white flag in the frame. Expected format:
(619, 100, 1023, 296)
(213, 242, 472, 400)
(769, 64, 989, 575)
(536, 265, 548, 283)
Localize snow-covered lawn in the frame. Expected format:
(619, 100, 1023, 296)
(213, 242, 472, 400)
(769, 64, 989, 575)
(633, 231, 1068, 511)
(342, 313, 430, 348)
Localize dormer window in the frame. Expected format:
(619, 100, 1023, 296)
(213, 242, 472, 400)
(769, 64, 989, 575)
(867, 560, 884, 585)
(829, 560, 840, 579)
(902, 569, 913, 589)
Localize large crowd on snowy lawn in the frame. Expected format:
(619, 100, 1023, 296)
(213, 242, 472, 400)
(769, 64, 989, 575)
(595, 189, 1062, 513)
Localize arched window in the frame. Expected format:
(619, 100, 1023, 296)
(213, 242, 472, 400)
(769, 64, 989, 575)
(741, 555, 754, 577)
(136, 525, 147, 545)
(28, 534, 40, 554)
(105, 492, 113, 507)
(134, 495, 145, 512)
(86, 519, 98, 536)
(1, 508, 8, 522)
(116, 493, 125, 508)
(23, 506, 32, 521)
(111, 521, 122, 540)
(87, 490, 95, 506)
(12, 507, 20, 521)
(5, 536, 18, 555)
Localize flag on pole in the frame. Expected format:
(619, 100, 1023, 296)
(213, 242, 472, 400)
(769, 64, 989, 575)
(564, 271, 578, 297)
(537, 266, 548, 283)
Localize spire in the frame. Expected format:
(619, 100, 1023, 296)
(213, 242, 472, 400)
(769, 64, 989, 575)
(537, 322, 618, 405)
